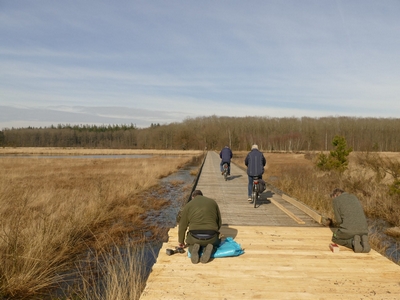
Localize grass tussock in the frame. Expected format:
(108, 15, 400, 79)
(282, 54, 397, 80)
(73, 240, 152, 300)
(0, 154, 199, 298)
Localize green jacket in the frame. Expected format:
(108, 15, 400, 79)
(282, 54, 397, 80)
(333, 192, 368, 235)
(178, 195, 222, 245)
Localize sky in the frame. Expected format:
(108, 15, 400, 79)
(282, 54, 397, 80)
(1, 0, 400, 129)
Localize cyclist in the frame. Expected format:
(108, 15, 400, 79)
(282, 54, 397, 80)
(219, 145, 233, 176)
(245, 144, 266, 202)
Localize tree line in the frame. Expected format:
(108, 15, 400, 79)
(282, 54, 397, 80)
(1, 116, 400, 152)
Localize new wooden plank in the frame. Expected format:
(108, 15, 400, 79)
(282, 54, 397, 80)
(269, 198, 305, 224)
(282, 193, 323, 224)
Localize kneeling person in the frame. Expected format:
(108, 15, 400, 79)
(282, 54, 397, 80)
(178, 190, 222, 264)
(329, 188, 370, 253)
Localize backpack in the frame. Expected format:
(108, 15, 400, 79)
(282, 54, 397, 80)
(259, 179, 266, 193)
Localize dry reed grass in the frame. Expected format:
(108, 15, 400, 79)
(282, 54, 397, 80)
(0, 147, 203, 156)
(385, 227, 400, 238)
(0, 153, 200, 298)
(74, 239, 151, 300)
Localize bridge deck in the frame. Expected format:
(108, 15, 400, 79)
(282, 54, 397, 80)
(140, 152, 400, 300)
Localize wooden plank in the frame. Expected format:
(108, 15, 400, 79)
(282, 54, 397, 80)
(269, 198, 305, 224)
(282, 193, 323, 224)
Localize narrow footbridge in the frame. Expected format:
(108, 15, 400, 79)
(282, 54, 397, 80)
(140, 151, 400, 299)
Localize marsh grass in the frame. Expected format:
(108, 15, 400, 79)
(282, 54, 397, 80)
(74, 239, 152, 300)
(0, 147, 203, 156)
(0, 153, 200, 298)
(385, 227, 400, 238)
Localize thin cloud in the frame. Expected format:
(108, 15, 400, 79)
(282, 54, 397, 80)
(1, 0, 400, 129)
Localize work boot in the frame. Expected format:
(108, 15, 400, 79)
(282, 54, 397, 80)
(200, 244, 213, 264)
(190, 244, 200, 264)
(352, 235, 362, 253)
(361, 235, 371, 253)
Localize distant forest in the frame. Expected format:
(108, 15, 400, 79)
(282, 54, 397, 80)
(1, 116, 400, 152)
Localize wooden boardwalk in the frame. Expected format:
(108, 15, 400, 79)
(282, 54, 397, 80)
(140, 151, 400, 300)
(193, 151, 321, 226)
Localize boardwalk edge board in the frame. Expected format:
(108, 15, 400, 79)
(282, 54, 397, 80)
(281, 193, 323, 224)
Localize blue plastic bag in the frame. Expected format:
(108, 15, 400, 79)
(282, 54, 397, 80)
(188, 237, 244, 258)
(213, 237, 244, 258)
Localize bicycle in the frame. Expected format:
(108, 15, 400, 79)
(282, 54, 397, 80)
(222, 163, 229, 181)
(251, 176, 260, 208)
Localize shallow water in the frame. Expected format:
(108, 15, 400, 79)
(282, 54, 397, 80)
(147, 165, 196, 227)
(369, 219, 400, 264)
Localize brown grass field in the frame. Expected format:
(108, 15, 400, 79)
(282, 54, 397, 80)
(0, 148, 203, 299)
(0, 147, 203, 156)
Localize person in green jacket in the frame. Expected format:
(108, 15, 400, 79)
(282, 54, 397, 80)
(329, 188, 370, 253)
(178, 190, 222, 264)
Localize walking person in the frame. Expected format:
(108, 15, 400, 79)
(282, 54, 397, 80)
(219, 145, 233, 176)
(245, 144, 266, 202)
(178, 190, 222, 264)
(329, 188, 371, 253)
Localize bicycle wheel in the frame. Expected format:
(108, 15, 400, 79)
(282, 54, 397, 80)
(253, 187, 258, 208)
(251, 182, 257, 207)
(223, 163, 228, 181)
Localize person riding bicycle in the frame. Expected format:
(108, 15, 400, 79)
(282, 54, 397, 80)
(219, 145, 233, 176)
(245, 144, 266, 202)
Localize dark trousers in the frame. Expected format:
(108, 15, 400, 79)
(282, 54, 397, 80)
(332, 229, 367, 249)
(186, 232, 221, 253)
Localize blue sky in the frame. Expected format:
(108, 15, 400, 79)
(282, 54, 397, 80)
(1, 0, 400, 129)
